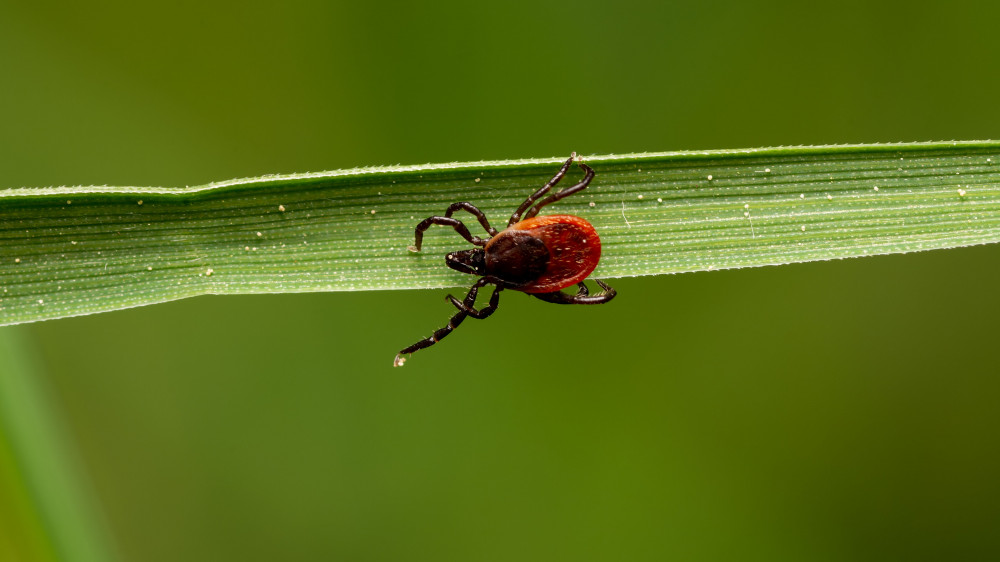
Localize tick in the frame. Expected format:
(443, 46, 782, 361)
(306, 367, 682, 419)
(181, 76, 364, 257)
(394, 153, 616, 367)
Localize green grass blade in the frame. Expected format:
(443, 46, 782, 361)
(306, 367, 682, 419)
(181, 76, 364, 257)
(3, 141, 1000, 325)
(0, 329, 118, 561)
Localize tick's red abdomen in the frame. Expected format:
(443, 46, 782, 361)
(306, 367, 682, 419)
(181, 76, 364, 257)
(486, 215, 601, 293)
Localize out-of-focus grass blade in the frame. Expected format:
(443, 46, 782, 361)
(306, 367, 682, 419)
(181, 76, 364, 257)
(0, 329, 118, 561)
(2, 141, 1000, 326)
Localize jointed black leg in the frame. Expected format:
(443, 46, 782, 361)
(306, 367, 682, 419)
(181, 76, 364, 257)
(524, 162, 595, 220)
(508, 154, 576, 226)
(531, 279, 616, 305)
(408, 217, 487, 253)
(409, 202, 499, 252)
(444, 202, 498, 237)
(394, 306, 469, 366)
(447, 278, 503, 319)
(393, 279, 503, 367)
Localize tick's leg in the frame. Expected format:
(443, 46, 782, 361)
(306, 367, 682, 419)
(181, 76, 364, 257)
(394, 282, 484, 367)
(524, 162, 595, 219)
(447, 280, 503, 319)
(508, 154, 576, 226)
(531, 279, 616, 305)
(393, 308, 468, 367)
(408, 217, 487, 252)
(445, 202, 498, 237)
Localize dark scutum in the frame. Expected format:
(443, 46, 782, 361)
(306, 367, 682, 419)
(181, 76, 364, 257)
(484, 231, 550, 286)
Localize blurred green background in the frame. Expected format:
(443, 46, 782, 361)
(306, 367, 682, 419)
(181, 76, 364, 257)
(3, 1, 1000, 560)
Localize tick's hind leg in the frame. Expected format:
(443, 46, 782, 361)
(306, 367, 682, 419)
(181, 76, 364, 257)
(508, 154, 576, 226)
(524, 162, 595, 220)
(531, 279, 616, 305)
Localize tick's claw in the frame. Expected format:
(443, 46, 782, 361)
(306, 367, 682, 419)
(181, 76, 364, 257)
(393, 354, 408, 367)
